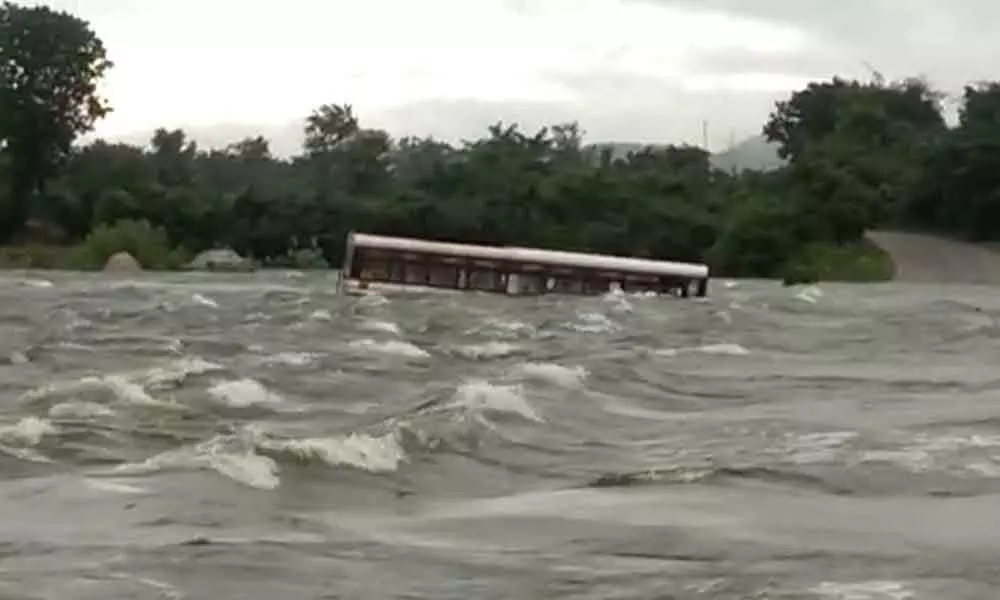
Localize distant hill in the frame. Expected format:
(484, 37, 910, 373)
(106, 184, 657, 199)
(585, 136, 783, 173)
(710, 135, 785, 172)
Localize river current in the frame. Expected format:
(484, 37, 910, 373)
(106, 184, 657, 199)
(0, 272, 998, 599)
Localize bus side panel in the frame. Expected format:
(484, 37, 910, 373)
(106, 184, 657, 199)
(339, 232, 357, 294)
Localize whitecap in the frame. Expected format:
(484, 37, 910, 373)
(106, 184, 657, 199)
(452, 379, 544, 423)
(453, 341, 521, 360)
(208, 378, 285, 408)
(809, 580, 913, 599)
(348, 338, 430, 359)
(262, 352, 322, 367)
(514, 362, 588, 387)
(359, 319, 401, 335)
(191, 293, 219, 308)
(261, 432, 406, 473)
(0, 416, 57, 446)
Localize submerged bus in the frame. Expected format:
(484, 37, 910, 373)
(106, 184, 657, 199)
(338, 232, 709, 298)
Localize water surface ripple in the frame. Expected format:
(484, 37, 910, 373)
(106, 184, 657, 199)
(0, 272, 998, 598)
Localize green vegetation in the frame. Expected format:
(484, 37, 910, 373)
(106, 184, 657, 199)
(780, 241, 895, 286)
(2, 4, 998, 278)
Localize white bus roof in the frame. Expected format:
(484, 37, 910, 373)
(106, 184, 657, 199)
(348, 232, 709, 279)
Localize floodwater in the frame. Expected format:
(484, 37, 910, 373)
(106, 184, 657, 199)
(0, 272, 998, 599)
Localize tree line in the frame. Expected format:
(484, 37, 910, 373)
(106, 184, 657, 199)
(1, 2, 998, 278)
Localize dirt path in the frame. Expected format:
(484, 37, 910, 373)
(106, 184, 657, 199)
(866, 231, 1000, 284)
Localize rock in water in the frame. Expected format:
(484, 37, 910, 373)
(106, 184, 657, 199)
(103, 251, 142, 273)
(187, 248, 254, 272)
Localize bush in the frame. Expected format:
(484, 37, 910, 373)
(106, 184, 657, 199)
(780, 240, 895, 284)
(71, 219, 189, 270)
(264, 247, 330, 269)
(0, 244, 76, 269)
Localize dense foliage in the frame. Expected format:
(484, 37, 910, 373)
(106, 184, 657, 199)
(0, 3, 994, 278)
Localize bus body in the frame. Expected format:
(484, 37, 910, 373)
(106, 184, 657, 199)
(338, 232, 709, 298)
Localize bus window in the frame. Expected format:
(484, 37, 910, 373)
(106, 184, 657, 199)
(468, 269, 504, 292)
(403, 262, 429, 284)
(428, 265, 460, 287)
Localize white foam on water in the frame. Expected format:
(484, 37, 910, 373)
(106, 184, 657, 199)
(452, 379, 544, 423)
(134, 356, 225, 390)
(190, 292, 219, 308)
(20, 357, 222, 409)
(0, 416, 57, 446)
(48, 400, 116, 419)
(453, 341, 521, 360)
(783, 431, 859, 465)
(103, 573, 185, 600)
(359, 319, 401, 335)
(655, 343, 750, 357)
(262, 351, 322, 366)
(858, 449, 933, 472)
(916, 432, 1000, 451)
(98, 375, 179, 408)
(208, 450, 280, 489)
(82, 477, 149, 495)
(20, 278, 53, 288)
(795, 284, 824, 304)
(809, 580, 913, 599)
(358, 293, 389, 307)
(475, 317, 535, 338)
(309, 309, 334, 321)
(110, 437, 281, 490)
(603, 284, 626, 298)
(599, 398, 686, 422)
(567, 311, 619, 334)
(514, 362, 588, 387)
(0, 444, 51, 463)
(697, 343, 751, 356)
(348, 338, 430, 359)
(108, 424, 406, 489)
(964, 461, 1000, 477)
(261, 432, 406, 473)
(207, 378, 285, 408)
(602, 289, 634, 313)
(243, 311, 269, 323)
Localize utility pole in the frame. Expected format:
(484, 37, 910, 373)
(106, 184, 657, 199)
(701, 120, 709, 151)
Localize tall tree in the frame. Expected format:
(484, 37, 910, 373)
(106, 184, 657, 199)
(303, 103, 359, 156)
(0, 2, 112, 239)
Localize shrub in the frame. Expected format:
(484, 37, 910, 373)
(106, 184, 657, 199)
(71, 219, 189, 270)
(264, 247, 330, 269)
(780, 240, 895, 284)
(0, 244, 74, 269)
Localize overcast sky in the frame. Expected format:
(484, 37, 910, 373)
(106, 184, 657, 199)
(34, 0, 1000, 154)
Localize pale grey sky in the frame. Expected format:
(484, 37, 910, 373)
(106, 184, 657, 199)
(34, 0, 1000, 154)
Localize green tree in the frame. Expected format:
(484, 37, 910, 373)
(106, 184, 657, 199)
(303, 103, 359, 156)
(0, 2, 112, 240)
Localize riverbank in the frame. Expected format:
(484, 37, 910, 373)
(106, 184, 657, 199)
(0, 239, 896, 284)
(865, 230, 1000, 284)
(780, 240, 895, 284)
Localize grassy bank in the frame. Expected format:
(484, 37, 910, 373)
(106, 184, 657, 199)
(0, 220, 190, 270)
(0, 240, 897, 288)
(0, 243, 187, 270)
(780, 240, 896, 285)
